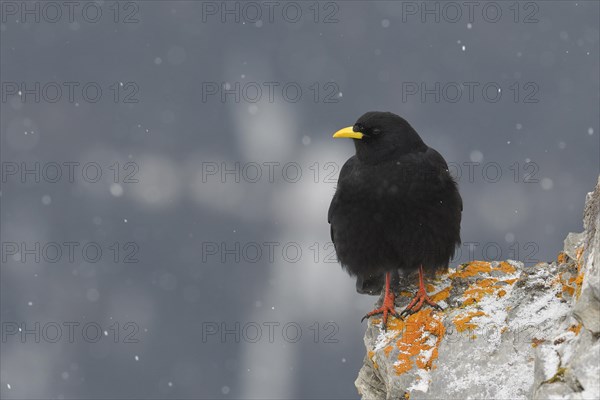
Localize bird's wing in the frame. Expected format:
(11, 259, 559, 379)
(328, 192, 338, 243)
(327, 191, 337, 225)
(328, 156, 357, 244)
(424, 147, 463, 212)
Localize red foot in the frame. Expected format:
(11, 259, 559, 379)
(400, 265, 444, 318)
(400, 287, 442, 318)
(361, 278, 398, 330)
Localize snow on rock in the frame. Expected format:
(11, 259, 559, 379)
(355, 177, 600, 400)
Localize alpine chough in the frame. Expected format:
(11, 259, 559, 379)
(328, 111, 462, 328)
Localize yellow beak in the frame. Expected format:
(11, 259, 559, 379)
(333, 126, 364, 140)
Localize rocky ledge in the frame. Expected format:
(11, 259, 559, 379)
(356, 177, 600, 400)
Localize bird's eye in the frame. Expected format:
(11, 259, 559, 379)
(372, 129, 381, 135)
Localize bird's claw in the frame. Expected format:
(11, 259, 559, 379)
(361, 304, 398, 330)
(399, 290, 444, 319)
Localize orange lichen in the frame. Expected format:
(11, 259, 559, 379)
(449, 260, 516, 280)
(451, 262, 521, 306)
(449, 261, 492, 279)
(575, 272, 584, 298)
(462, 298, 477, 306)
(384, 345, 393, 356)
(574, 246, 586, 299)
(400, 291, 413, 298)
(568, 323, 582, 335)
(383, 309, 445, 375)
(426, 284, 435, 293)
(478, 278, 497, 287)
(554, 265, 585, 299)
(431, 286, 452, 302)
(368, 350, 379, 370)
(557, 252, 568, 264)
(453, 310, 486, 332)
(531, 338, 544, 347)
(562, 285, 575, 296)
(462, 278, 498, 304)
(496, 261, 517, 274)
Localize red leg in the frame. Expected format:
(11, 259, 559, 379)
(361, 272, 398, 329)
(400, 265, 443, 318)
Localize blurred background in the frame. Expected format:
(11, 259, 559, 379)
(1, 1, 598, 399)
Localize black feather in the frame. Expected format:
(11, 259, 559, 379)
(328, 112, 462, 293)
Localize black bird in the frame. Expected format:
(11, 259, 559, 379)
(328, 112, 462, 328)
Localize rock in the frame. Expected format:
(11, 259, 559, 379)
(573, 291, 600, 334)
(355, 177, 600, 399)
(574, 176, 600, 334)
(534, 382, 573, 400)
(564, 232, 585, 261)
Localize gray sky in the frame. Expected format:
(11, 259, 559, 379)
(1, 1, 599, 399)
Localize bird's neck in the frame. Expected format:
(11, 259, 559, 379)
(354, 141, 427, 164)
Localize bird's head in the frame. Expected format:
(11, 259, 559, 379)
(333, 111, 427, 162)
